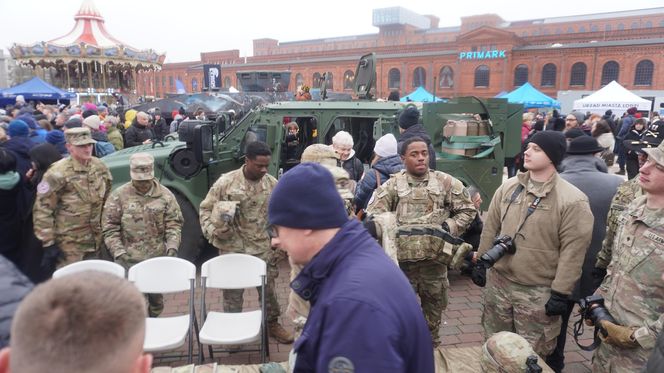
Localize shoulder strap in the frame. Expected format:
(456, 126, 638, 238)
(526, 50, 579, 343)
(374, 169, 381, 188)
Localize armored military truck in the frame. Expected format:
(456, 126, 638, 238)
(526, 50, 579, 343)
(102, 53, 523, 261)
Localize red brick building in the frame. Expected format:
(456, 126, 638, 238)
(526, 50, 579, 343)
(140, 7, 664, 102)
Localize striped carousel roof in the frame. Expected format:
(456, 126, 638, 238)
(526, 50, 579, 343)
(48, 0, 130, 49)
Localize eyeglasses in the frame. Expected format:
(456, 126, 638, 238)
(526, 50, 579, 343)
(643, 158, 664, 172)
(565, 118, 577, 122)
(266, 225, 279, 239)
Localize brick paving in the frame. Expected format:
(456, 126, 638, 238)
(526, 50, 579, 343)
(154, 259, 596, 372)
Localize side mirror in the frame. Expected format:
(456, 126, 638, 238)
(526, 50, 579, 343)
(193, 123, 213, 164)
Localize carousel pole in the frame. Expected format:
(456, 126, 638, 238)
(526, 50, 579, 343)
(102, 63, 107, 91)
(87, 61, 93, 93)
(66, 63, 70, 88)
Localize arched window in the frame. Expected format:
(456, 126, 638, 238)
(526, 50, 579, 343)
(570, 62, 587, 86)
(312, 73, 321, 88)
(605, 24, 612, 32)
(601, 61, 620, 85)
(631, 22, 639, 29)
(541, 63, 557, 87)
(412, 67, 426, 88)
(325, 72, 334, 90)
(439, 66, 454, 88)
(567, 27, 575, 33)
(295, 73, 304, 87)
(191, 78, 198, 92)
(474, 65, 490, 87)
(591, 25, 598, 32)
(388, 68, 401, 89)
(634, 60, 654, 86)
(513, 64, 528, 86)
(223, 76, 231, 88)
(579, 26, 586, 33)
(343, 70, 354, 90)
(617, 23, 624, 30)
(645, 21, 652, 28)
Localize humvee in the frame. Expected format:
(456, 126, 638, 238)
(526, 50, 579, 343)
(102, 53, 523, 262)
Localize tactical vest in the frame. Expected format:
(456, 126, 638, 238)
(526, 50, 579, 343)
(394, 171, 452, 262)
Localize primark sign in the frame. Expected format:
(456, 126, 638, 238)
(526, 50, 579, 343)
(459, 50, 507, 60)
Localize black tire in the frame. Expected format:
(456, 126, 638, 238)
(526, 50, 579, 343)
(173, 191, 206, 263)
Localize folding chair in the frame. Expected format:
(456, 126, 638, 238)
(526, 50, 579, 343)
(128, 257, 197, 364)
(53, 259, 126, 278)
(198, 253, 269, 363)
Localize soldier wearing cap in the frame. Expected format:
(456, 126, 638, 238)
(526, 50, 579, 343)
(102, 153, 182, 317)
(590, 140, 664, 372)
(33, 127, 113, 271)
(199, 140, 293, 344)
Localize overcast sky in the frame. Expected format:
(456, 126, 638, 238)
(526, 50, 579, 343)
(0, 0, 660, 63)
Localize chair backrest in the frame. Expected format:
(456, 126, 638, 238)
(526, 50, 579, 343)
(128, 257, 196, 293)
(201, 254, 266, 289)
(53, 260, 126, 279)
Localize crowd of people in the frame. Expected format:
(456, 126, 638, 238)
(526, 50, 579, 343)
(1, 93, 664, 372)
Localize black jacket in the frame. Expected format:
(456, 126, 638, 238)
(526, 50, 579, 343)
(0, 255, 33, 348)
(342, 154, 364, 182)
(153, 118, 169, 141)
(398, 124, 436, 170)
(1, 137, 36, 178)
(124, 122, 155, 147)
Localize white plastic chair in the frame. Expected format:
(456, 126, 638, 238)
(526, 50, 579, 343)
(53, 259, 126, 278)
(128, 257, 197, 364)
(198, 253, 268, 363)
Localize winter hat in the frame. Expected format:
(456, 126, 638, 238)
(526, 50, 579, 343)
(64, 117, 83, 129)
(627, 107, 637, 115)
(8, 119, 29, 137)
(16, 114, 38, 130)
(564, 128, 586, 140)
(567, 136, 604, 155)
(154, 108, 161, 116)
(570, 111, 585, 124)
(605, 110, 613, 117)
(83, 115, 101, 130)
(82, 109, 97, 119)
(46, 130, 65, 145)
(529, 131, 566, 166)
(399, 106, 420, 129)
(374, 133, 397, 157)
(268, 163, 348, 229)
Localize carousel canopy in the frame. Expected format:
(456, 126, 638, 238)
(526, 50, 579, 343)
(9, 0, 165, 69)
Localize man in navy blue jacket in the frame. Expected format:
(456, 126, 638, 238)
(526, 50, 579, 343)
(268, 162, 434, 372)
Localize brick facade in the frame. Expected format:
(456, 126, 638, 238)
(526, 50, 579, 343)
(139, 7, 664, 100)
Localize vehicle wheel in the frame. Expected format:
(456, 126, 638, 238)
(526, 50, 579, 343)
(173, 191, 205, 263)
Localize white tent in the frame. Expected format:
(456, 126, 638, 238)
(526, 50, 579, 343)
(573, 80, 651, 115)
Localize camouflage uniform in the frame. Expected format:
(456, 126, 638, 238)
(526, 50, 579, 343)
(596, 177, 642, 268)
(103, 154, 183, 317)
(366, 169, 476, 345)
(592, 195, 664, 372)
(480, 331, 555, 373)
(285, 144, 356, 333)
(33, 128, 112, 267)
(199, 166, 281, 322)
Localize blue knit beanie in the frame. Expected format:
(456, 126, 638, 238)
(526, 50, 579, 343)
(268, 163, 348, 229)
(8, 120, 29, 137)
(46, 130, 65, 145)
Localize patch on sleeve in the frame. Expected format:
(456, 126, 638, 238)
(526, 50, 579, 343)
(37, 181, 50, 194)
(328, 356, 354, 373)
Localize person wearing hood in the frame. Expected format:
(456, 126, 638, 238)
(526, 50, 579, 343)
(83, 115, 115, 157)
(0, 149, 28, 267)
(1, 120, 37, 178)
(332, 130, 364, 182)
(124, 112, 154, 148)
(152, 109, 169, 141)
(547, 136, 623, 372)
(397, 105, 436, 170)
(104, 115, 124, 151)
(169, 114, 184, 133)
(354, 133, 403, 210)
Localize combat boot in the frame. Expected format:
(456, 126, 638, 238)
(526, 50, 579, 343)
(268, 322, 294, 344)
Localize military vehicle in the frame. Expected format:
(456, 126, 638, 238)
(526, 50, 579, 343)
(102, 53, 523, 262)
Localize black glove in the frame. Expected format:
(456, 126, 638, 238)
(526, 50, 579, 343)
(545, 291, 569, 316)
(471, 261, 487, 287)
(364, 219, 378, 239)
(41, 244, 65, 273)
(591, 267, 607, 289)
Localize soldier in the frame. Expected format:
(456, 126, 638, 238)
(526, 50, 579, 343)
(366, 136, 476, 346)
(474, 131, 593, 358)
(102, 153, 183, 317)
(33, 127, 112, 271)
(199, 141, 293, 344)
(590, 140, 664, 372)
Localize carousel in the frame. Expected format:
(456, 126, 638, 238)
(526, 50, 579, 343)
(8, 0, 165, 104)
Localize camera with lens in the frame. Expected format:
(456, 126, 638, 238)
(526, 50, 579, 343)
(578, 295, 617, 329)
(573, 295, 617, 351)
(470, 235, 515, 287)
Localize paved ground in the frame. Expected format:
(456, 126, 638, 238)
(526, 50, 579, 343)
(154, 259, 597, 372)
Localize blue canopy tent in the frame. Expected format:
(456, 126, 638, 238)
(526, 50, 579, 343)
(499, 82, 560, 108)
(400, 86, 445, 102)
(0, 77, 76, 106)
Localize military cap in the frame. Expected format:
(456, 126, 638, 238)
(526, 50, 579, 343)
(300, 144, 338, 168)
(480, 331, 552, 373)
(130, 153, 155, 180)
(65, 127, 97, 145)
(643, 140, 664, 169)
